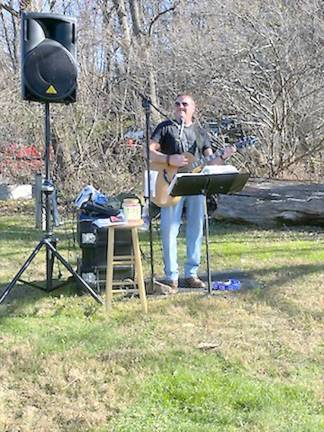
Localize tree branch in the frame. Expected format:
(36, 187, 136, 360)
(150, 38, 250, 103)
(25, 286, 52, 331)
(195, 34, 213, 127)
(148, 3, 178, 37)
(0, 2, 19, 17)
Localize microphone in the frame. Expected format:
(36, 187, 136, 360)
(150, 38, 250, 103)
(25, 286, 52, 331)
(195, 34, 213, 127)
(179, 112, 185, 140)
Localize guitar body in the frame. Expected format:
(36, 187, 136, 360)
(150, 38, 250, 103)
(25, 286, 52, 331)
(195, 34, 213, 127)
(149, 136, 256, 208)
(151, 152, 201, 208)
(151, 163, 179, 207)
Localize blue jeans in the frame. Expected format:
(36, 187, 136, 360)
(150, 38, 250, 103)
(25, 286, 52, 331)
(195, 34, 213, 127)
(160, 195, 205, 281)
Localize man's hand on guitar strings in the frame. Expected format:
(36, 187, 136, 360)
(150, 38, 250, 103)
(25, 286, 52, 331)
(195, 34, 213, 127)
(222, 145, 236, 161)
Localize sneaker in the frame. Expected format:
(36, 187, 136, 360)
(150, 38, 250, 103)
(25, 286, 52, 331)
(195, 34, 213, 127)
(184, 277, 206, 289)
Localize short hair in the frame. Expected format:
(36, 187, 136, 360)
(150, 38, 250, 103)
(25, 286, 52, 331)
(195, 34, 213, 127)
(175, 93, 195, 103)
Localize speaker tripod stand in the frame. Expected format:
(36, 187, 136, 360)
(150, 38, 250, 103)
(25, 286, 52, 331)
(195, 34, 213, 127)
(0, 103, 103, 305)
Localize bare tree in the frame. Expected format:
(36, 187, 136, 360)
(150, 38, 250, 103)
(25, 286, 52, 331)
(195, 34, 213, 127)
(0, 0, 323, 196)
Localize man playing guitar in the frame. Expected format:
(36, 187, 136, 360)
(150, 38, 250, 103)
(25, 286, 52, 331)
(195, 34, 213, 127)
(149, 93, 236, 291)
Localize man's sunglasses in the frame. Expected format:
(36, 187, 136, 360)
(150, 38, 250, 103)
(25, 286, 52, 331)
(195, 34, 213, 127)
(175, 101, 189, 107)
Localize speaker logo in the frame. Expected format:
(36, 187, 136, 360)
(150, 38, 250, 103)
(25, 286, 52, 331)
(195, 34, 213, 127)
(46, 85, 58, 95)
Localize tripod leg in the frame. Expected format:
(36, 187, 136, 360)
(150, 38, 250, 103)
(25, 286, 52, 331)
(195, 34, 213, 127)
(46, 246, 54, 291)
(46, 237, 57, 291)
(0, 240, 44, 304)
(43, 239, 104, 304)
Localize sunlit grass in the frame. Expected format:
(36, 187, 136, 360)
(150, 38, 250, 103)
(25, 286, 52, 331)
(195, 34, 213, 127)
(0, 205, 323, 431)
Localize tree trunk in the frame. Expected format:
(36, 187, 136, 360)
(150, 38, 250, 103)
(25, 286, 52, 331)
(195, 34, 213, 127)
(214, 178, 324, 226)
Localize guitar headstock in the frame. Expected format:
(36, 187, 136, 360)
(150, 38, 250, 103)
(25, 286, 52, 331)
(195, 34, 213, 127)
(234, 136, 257, 151)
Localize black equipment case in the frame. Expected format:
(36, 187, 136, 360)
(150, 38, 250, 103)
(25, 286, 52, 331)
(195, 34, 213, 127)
(77, 216, 134, 292)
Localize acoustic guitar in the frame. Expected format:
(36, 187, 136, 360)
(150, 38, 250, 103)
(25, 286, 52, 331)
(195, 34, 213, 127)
(150, 136, 256, 208)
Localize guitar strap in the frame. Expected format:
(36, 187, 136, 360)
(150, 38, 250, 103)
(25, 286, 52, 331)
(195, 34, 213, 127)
(193, 124, 205, 153)
(177, 124, 188, 153)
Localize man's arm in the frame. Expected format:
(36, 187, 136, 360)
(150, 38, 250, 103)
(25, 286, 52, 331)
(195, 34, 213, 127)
(149, 141, 168, 164)
(150, 141, 188, 167)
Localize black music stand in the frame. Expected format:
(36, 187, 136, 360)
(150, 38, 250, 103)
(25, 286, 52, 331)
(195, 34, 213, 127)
(169, 171, 250, 294)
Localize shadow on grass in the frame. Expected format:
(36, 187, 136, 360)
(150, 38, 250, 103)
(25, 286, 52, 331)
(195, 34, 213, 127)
(0, 229, 42, 242)
(0, 250, 39, 259)
(1, 218, 323, 321)
(141, 222, 324, 247)
(192, 262, 323, 321)
(0, 277, 83, 311)
(0, 228, 73, 243)
(210, 245, 324, 259)
(253, 262, 322, 283)
(243, 263, 324, 320)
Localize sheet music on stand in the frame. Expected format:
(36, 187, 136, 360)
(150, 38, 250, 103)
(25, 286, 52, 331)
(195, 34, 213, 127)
(168, 165, 249, 197)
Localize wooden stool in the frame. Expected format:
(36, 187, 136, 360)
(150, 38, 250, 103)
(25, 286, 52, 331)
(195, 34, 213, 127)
(105, 220, 148, 313)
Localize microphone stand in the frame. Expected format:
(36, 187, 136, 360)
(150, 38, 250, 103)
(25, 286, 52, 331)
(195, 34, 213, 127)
(139, 93, 182, 293)
(141, 95, 155, 291)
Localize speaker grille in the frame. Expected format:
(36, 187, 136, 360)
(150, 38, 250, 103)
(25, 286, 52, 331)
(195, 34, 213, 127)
(23, 39, 77, 102)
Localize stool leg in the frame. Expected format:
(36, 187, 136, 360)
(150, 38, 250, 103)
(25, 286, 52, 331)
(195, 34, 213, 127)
(131, 227, 148, 313)
(105, 227, 115, 312)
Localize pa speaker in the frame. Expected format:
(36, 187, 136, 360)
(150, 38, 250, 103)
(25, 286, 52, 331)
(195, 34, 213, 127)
(21, 12, 77, 103)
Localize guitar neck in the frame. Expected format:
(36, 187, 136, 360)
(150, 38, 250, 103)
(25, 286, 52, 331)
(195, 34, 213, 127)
(190, 149, 223, 171)
(189, 136, 254, 171)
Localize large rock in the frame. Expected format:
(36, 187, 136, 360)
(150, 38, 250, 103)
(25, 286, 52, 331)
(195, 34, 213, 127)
(214, 178, 324, 226)
(0, 184, 32, 200)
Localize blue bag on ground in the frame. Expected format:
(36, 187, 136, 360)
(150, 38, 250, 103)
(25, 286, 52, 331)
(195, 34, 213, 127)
(212, 279, 241, 291)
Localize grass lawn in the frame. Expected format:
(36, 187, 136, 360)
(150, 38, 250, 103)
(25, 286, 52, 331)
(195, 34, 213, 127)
(0, 201, 323, 431)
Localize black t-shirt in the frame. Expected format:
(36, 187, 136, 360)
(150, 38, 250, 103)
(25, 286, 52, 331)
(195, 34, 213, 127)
(151, 119, 211, 156)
